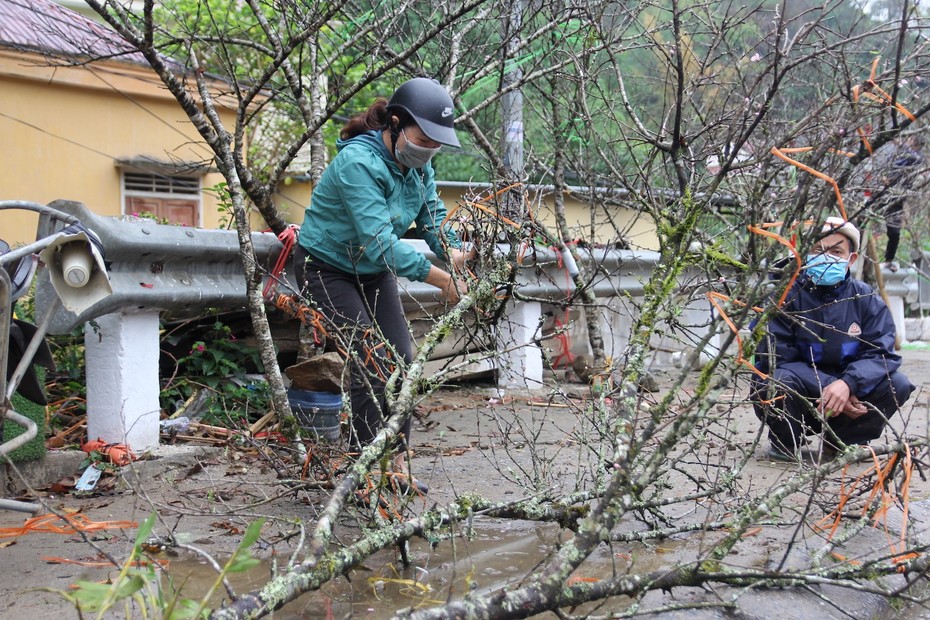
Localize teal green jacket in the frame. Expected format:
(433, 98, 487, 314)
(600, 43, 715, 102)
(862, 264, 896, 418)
(297, 130, 460, 281)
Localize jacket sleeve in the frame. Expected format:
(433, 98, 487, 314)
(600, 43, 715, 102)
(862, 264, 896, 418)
(756, 306, 804, 373)
(411, 164, 461, 260)
(840, 295, 901, 395)
(334, 154, 433, 281)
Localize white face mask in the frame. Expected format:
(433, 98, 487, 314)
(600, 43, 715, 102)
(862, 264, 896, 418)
(395, 128, 441, 169)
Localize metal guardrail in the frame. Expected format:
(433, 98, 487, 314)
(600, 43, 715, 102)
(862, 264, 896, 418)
(35, 200, 285, 335)
(30, 201, 921, 370)
(398, 240, 659, 304)
(881, 264, 919, 303)
(34, 201, 662, 330)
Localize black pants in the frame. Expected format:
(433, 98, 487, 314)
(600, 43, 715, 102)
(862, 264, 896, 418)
(294, 245, 413, 449)
(884, 198, 905, 263)
(751, 363, 914, 451)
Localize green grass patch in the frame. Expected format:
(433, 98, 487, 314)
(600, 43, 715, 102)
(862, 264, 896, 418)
(2, 366, 47, 463)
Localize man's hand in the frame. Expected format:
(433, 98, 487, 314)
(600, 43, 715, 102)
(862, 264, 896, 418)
(842, 395, 869, 419)
(818, 379, 853, 418)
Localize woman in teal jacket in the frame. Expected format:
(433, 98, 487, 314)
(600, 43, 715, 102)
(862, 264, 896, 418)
(294, 78, 469, 492)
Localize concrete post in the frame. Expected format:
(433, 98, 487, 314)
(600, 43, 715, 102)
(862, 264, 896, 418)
(887, 295, 908, 346)
(682, 295, 721, 365)
(597, 297, 634, 361)
(881, 266, 913, 346)
(497, 299, 544, 388)
(84, 311, 161, 451)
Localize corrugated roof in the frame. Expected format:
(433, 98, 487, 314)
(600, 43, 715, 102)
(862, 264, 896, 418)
(0, 0, 146, 65)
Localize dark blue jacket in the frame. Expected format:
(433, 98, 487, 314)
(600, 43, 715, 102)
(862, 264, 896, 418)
(755, 273, 901, 396)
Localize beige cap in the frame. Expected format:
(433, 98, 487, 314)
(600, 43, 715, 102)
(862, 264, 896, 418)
(821, 216, 860, 253)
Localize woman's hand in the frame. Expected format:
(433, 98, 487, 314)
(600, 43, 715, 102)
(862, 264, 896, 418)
(449, 243, 478, 271)
(426, 266, 467, 304)
(440, 274, 468, 304)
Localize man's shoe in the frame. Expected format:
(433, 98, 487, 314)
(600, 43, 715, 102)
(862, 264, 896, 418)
(821, 443, 873, 463)
(818, 444, 839, 462)
(766, 443, 797, 462)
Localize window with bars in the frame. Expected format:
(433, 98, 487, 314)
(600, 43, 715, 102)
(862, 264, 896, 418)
(122, 171, 201, 227)
(123, 172, 200, 195)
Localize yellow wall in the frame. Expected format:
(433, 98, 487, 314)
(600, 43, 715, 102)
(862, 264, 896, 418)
(494, 188, 660, 251)
(0, 49, 235, 245)
(2, 45, 658, 251)
(274, 178, 313, 226)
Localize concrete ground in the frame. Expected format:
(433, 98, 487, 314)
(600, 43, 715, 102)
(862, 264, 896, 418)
(1, 345, 930, 618)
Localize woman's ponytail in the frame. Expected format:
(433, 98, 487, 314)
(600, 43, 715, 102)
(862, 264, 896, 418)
(341, 98, 390, 140)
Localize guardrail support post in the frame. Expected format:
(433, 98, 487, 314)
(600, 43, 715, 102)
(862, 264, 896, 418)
(497, 299, 544, 388)
(84, 311, 160, 451)
(887, 295, 907, 346)
(598, 297, 634, 360)
(881, 266, 915, 346)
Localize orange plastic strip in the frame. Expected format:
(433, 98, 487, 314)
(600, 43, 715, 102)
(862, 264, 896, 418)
(860, 87, 917, 122)
(747, 224, 803, 308)
(770, 147, 848, 221)
(707, 291, 767, 379)
(0, 514, 138, 539)
(814, 445, 919, 569)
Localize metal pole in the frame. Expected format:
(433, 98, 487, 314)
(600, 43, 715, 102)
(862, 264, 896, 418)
(0, 269, 42, 515)
(0, 409, 38, 456)
(0, 232, 66, 270)
(501, 0, 527, 222)
(0, 498, 41, 514)
(501, 0, 524, 179)
(0, 270, 11, 412)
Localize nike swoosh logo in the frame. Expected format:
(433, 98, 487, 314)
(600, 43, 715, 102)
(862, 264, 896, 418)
(441, 107, 453, 118)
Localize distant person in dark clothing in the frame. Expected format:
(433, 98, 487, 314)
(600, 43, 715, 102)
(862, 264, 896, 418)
(869, 138, 922, 268)
(751, 218, 915, 462)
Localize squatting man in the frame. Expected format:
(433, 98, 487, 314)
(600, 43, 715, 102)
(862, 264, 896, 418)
(751, 217, 914, 461)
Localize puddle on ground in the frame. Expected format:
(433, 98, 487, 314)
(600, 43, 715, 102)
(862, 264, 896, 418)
(164, 519, 692, 618)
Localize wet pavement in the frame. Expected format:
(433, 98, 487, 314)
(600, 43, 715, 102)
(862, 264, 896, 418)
(0, 345, 929, 618)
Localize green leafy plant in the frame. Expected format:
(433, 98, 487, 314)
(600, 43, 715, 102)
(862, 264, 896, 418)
(50, 513, 267, 619)
(51, 513, 203, 618)
(206, 181, 234, 229)
(129, 210, 172, 225)
(161, 319, 270, 426)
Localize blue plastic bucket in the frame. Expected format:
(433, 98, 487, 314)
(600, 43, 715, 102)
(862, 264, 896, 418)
(287, 388, 342, 441)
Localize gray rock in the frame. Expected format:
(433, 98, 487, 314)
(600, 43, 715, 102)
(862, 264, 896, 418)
(285, 352, 345, 392)
(572, 353, 595, 384)
(638, 372, 659, 393)
(572, 354, 659, 392)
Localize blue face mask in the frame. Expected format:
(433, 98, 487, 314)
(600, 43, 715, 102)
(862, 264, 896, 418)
(805, 253, 848, 286)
